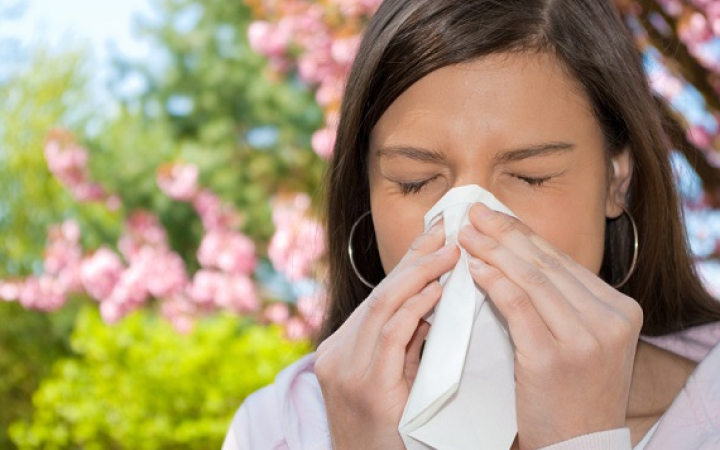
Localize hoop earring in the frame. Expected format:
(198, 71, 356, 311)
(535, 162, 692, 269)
(348, 211, 377, 289)
(612, 206, 639, 289)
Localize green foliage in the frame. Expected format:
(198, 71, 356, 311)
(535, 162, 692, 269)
(1, 1, 325, 447)
(0, 301, 78, 450)
(82, 109, 205, 266)
(9, 307, 310, 449)
(111, 0, 326, 243)
(0, 49, 118, 277)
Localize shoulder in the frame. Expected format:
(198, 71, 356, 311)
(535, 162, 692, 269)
(222, 382, 283, 450)
(221, 353, 331, 450)
(648, 329, 720, 449)
(642, 321, 720, 363)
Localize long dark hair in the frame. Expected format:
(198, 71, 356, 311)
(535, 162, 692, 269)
(319, 0, 720, 342)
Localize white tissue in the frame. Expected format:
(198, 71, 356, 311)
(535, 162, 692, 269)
(398, 185, 518, 450)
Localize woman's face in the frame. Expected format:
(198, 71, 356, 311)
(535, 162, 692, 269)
(368, 52, 632, 275)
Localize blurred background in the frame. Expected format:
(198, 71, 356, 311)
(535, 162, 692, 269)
(0, 0, 718, 448)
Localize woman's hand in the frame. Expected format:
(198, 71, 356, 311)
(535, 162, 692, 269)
(458, 203, 643, 450)
(315, 222, 460, 450)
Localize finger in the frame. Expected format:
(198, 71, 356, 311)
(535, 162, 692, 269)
(362, 242, 458, 320)
(468, 257, 552, 350)
(469, 203, 638, 320)
(467, 203, 606, 316)
(458, 224, 582, 338)
(528, 233, 639, 318)
(369, 281, 442, 385)
(341, 223, 447, 332)
(350, 243, 459, 361)
(404, 319, 430, 387)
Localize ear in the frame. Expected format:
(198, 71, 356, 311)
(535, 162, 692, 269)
(605, 147, 633, 219)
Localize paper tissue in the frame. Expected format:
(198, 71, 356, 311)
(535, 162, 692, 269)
(398, 185, 518, 450)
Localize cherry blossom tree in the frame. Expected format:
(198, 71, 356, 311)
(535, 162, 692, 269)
(2, 0, 718, 340)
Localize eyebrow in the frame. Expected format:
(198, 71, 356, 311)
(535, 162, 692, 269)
(494, 142, 575, 164)
(375, 141, 575, 164)
(375, 146, 447, 164)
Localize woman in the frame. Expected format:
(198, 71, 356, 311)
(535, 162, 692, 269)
(223, 0, 720, 448)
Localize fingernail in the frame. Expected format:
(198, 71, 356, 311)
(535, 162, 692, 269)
(468, 256, 486, 272)
(437, 243, 455, 255)
(473, 203, 495, 220)
(421, 281, 439, 294)
(429, 221, 443, 234)
(458, 224, 479, 243)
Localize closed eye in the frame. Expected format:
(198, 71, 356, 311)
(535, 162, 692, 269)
(397, 176, 438, 195)
(514, 175, 552, 187)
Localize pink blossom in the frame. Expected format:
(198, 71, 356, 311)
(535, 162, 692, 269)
(297, 46, 333, 85)
(330, 0, 364, 17)
(272, 193, 311, 227)
(106, 195, 122, 211)
(161, 295, 197, 334)
(315, 77, 344, 108)
(332, 0, 382, 16)
(658, 0, 683, 16)
(44, 141, 88, 185)
(106, 263, 150, 311)
(55, 266, 82, 294)
(142, 249, 189, 298)
(71, 182, 106, 202)
(291, 5, 326, 46)
(192, 189, 240, 231)
(188, 269, 222, 306)
(360, 0, 383, 14)
(264, 302, 290, 324)
(330, 35, 360, 67)
(214, 275, 259, 312)
(0, 281, 21, 301)
(679, 12, 713, 43)
(118, 211, 168, 261)
(311, 126, 336, 159)
(61, 219, 81, 243)
(157, 163, 199, 201)
(708, 3, 720, 35)
(44, 129, 110, 204)
(248, 20, 291, 57)
(269, 193, 326, 281)
(19, 276, 66, 311)
(688, 125, 713, 149)
(297, 292, 326, 329)
(99, 301, 131, 324)
(188, 269, 258, 312)
(43, 220, 83, 293)
(197, 230, 257, 275)
(128, 211, 167, 246)
(285, 317, 310, 341)
(193, 190, 223, 230)
(43, 244, 79, 276)
(81, 248, 125, 300)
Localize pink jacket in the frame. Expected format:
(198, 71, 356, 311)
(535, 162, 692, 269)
(222, 322, 720, 449)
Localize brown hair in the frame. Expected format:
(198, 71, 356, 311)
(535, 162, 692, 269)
(319, 0, 720, 342)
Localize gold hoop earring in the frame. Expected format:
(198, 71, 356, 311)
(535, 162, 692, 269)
(348, 211, 377, 289)
(612, 206, 639, 289)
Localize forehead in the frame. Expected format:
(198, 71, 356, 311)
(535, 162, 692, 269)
(370, 52, 599, 152)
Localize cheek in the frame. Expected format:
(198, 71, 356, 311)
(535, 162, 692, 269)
(524, 195, 607, 275)
(371, 201, 427, 275)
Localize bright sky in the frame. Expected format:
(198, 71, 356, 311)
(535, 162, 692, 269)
(1, 0, 153, 59)
(0, 0, 156, 103)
